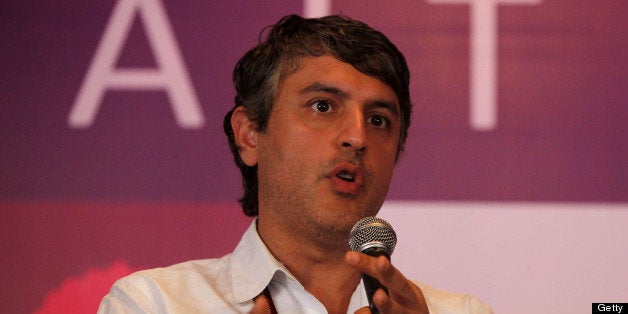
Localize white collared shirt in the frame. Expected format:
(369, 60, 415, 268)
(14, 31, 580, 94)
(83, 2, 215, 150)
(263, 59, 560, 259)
(98, 220, 493, 313)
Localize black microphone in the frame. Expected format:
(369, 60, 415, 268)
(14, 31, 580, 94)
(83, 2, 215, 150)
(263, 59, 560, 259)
(348, 216, 397, 314)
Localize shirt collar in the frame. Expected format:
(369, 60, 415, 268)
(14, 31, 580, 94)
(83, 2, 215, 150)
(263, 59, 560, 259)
(229, 219, 370, 312)
(230, 219, 292, 303)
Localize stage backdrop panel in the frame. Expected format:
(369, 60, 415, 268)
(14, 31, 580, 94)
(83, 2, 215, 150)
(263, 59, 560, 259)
(1, 1, 626, 313)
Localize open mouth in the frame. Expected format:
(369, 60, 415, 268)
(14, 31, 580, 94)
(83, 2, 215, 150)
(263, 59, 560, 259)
(328, 163, 364, 195)
(337, 171, 356, 183)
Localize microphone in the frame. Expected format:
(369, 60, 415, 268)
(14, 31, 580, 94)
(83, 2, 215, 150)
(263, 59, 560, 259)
(348, 216, 397, 314)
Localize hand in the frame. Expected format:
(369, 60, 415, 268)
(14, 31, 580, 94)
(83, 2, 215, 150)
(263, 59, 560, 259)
(345, 251, 429, 314)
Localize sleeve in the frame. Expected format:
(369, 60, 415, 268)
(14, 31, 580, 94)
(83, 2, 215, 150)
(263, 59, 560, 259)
(465, 294, 494, 314)
(414, 280, 494, 314)
(97, 278, 156, 314)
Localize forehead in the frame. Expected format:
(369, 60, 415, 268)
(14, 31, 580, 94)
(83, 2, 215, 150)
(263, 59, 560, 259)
(276, 55, 399, 107)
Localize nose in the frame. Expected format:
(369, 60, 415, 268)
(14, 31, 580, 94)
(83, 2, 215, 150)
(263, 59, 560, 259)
(336, 109, 367, 153)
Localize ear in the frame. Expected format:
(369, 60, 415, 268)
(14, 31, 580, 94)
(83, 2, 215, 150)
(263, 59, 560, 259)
(230, 106, 259, 166)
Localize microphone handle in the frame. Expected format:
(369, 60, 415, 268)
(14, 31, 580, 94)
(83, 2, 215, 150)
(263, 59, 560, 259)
(361, 247, 391, 314)
(362, 273, 387, 314)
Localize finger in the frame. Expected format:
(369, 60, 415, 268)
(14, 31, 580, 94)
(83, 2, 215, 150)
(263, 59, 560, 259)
(345, 251, 395, 286)
(345, 251, 375, 272)
(375, 285, 428, 314)
(373, 259, 426, 311)
(346, 252, 428, 311)
(371, 288, 392, 312)
(371, 279, 428, 314)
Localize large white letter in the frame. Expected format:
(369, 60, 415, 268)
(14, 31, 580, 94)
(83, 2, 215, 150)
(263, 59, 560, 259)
(69, 0, 204, 129)
(303, 0, 332, 17)
(428, 0, 542, 131)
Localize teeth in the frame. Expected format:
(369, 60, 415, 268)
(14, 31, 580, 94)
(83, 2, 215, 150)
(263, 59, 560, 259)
(337, 172, 355, 182)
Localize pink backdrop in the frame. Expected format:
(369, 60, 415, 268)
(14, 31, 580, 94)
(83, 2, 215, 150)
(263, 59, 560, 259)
(1, 1, 626, 313)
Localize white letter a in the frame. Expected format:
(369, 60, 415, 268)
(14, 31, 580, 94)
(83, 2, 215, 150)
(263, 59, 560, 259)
(69, 0, 204, 129)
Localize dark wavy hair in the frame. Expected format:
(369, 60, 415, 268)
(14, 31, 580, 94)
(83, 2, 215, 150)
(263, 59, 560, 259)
(223, 14, 412, 217)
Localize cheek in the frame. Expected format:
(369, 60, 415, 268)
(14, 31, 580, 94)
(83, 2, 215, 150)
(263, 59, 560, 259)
(371, 145, 399, 181)
(376, 161, 396, 187)
(257, 127, 314, 175)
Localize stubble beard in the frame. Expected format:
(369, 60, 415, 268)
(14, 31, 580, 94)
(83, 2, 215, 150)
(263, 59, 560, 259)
(259, 153, 388, 254)
(270, 186, 356, 254)
(271, 178, 385, 255)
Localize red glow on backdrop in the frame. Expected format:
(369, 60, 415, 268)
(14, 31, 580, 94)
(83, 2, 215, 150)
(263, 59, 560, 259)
(34, 261, 135, 314)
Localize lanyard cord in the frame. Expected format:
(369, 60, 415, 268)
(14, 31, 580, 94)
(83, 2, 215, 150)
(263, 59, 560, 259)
(254, 287, 277, 314)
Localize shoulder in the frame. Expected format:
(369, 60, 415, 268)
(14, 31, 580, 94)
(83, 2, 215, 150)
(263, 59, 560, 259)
(98, 256, 237, 313)
(414, 281, 494, 314)
(119, 256, 232, 291)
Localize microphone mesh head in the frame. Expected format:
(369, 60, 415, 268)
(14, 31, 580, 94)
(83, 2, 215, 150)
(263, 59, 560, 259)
(348, 216, 397, 255)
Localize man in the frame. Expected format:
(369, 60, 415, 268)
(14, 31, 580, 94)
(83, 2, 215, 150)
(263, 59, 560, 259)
(99, 14, 492, 313)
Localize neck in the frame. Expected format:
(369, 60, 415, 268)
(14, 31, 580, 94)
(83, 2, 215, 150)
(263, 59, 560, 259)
(257, 215, 361, 313)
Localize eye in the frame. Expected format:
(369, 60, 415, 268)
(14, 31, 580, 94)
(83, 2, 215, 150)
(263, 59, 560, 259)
(310, 100, 333, 113)
(367, 114, 389, 128)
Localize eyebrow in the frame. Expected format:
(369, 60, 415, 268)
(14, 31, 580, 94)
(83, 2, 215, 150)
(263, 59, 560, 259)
(300, 82, 349, 99)
(300, 82, 400, 116)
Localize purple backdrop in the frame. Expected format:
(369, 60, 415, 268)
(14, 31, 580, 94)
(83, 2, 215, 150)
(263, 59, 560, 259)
(1, 1, 626, 313)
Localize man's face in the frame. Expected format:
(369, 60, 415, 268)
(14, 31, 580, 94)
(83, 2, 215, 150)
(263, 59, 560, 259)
(249, 55, 401, 247)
